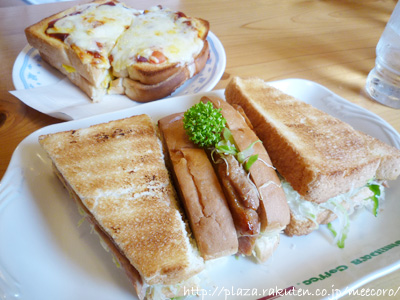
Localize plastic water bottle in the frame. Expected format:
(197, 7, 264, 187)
(366, 2, 400, 108)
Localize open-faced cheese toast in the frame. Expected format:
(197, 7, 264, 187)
(25, 0, 210, 102)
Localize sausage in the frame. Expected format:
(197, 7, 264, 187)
(216, 154, 260, 237)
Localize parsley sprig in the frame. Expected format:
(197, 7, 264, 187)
(183, 101, 226, 148)
(183, 100, 260, 171)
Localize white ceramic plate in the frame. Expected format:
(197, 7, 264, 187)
(11, 32, 226, 120)
(1, 79, 400, 300)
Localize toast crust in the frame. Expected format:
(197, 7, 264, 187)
(225, 77, 400, 203)
(123, 40, 209, 102)
(39, 51, 108, 102)
(52, 164, 146, 298)
(123, 67, 190, 103)
(39, 115, 204, 286)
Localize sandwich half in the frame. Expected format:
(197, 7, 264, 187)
(158, 113, 239, 261)
(38, 115, 204, 299)
(225, 76, 400, 247)
(25, 0, 210, 102)
(160, 97, 290, 262)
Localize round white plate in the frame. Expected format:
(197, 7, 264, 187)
(12, 31, 226, 120)
(1, 79, 400, 300)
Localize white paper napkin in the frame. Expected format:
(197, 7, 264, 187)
(10, 78, 138, 120)
(25, 0, 74, 4)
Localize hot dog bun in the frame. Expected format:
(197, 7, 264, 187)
(158, 113, 238, 260)
(201, 96, 290, 262)
(202, 96, 290, 232)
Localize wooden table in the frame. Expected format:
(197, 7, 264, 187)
(0, 0, 399, 298)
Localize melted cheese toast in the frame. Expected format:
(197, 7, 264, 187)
(25, 0, 210, 102)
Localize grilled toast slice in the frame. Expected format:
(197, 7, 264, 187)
(225, 76, 400, 204)
(38, 115, 204, 299)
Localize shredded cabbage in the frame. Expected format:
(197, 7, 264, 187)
(112, 255, 121, 268)
(281, 178, 385, 248)
(366, 180, 384, 217)
(74, 204, 126, 270)
(321, 202, 349, 248)
(77, 205, 87, 227)
(281, 180, 321, 228)
(244, 154, 259, 172)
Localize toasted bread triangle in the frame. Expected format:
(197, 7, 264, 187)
(225, 76, 400, 203)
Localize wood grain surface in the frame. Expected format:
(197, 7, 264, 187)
(0, 0, 399, 298)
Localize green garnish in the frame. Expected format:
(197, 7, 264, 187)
(215, 128, 237, 155)
(326, 202, 349, 249)
(183, 100, 261, 173)
(245, 154, 259, 172)
(327, 223, 336, 236)
(183, 101, 226, 148)
(238, 140, 261, 171)
(112, 255, 121, 268)
(367, 182, 381, 217)
(327, 222, 347, 249)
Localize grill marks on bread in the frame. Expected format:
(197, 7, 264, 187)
(39, 114, 204, 287)
(47, 118, 166, 201)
